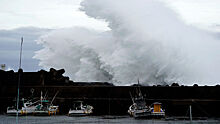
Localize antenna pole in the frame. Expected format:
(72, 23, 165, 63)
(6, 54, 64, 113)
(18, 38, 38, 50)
(16, 37, 23, 124)
(19, 37, 23, 69)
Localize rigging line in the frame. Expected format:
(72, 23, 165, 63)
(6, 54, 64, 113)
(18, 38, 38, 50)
(51, 91, 59, 105)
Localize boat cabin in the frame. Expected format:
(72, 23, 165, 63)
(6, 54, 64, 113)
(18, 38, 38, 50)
(72, 101, 83, 110)
(152, 102, 162, 112)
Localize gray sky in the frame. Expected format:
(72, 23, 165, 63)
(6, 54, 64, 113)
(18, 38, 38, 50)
(0, 0, 220, 71)
(0, 27, 50, 71)
(0, 0, 108, 30)
(0, 0, 220, 31)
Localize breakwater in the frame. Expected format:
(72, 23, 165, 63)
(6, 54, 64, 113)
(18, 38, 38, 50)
(0, 68, 220, 117)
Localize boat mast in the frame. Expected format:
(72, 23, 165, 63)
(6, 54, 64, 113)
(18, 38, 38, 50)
(19, 37, 23, 69)
(137, 78, 143, 98)
(16, 37, 23, 124)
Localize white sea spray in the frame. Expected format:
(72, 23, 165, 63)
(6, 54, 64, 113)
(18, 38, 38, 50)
(34, 0, 220, 85)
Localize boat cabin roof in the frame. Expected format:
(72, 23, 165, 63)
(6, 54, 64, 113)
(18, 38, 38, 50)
(153, 102, 162, 105)
(42, 100, 49, 102)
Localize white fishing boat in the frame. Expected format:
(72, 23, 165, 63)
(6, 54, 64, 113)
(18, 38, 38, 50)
(22, 100, 37, 114)
(33, 100, 59, 115)
(6, 107, 22, 116)
(128, 95, 165, 118)
(6, 38, 59, 116)
(128, 81, 165, 118)
(7, 92, 59, 116)
(128, 91, 152, 118)
(6, 98, 35, 115)
(31, 91, 59, 115)
(68, 101, 93, 116)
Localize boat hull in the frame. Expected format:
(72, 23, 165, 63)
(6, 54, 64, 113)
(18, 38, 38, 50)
(68, 113, 89, 116)
(68, 110, 92, 116)
(7, 107, 59, 116)
(129, 109, 165, 119)
(33, 110, 50, 116)
(6, 109, 22, 116)
(134, 113, 165, 119)
(134, 111, 151, 118)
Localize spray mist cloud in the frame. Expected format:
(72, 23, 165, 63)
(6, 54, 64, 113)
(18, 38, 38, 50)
(34, 0, 220, 85)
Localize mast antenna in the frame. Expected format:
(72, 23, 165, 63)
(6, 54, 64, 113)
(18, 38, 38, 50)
(19, 37, 23, 69)
(16, 37, 23, 124)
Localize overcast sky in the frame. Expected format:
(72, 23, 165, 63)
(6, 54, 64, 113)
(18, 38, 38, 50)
(0, 0, 220, 71)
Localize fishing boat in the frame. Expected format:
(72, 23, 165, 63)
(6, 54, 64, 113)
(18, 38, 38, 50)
(33, 100, 59, 115)
(128, 94, 165, 118)
(128, 90, 152, 118)
(33, 91, 59, 115)
(6, 106, 22, 116)
(68, 101, 93, 116)
(7, 92, 59, 116)
(7, 98, 36, 115)
(6, 38, 59, 116)
(128, 81, 165, 118)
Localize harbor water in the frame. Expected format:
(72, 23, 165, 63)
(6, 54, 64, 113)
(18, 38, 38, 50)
(0, 115, 220, 124)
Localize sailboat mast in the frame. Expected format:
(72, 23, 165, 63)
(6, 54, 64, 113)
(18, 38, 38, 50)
(16, 37, 23, 124)
(19, 37, 23, 69)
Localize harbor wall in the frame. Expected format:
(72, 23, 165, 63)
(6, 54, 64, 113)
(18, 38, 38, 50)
(0, 69, 220, 117)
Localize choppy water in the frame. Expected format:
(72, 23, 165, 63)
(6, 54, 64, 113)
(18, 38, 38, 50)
(0, 115, 219, 124)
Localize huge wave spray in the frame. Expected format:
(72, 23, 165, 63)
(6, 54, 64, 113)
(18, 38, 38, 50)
(34, 0, 220, 85)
